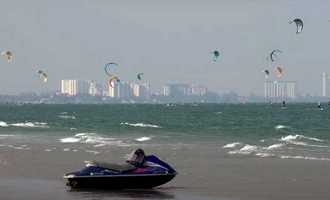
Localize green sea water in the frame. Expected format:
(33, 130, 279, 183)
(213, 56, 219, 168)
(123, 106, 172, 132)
(0, 103, 330, 160)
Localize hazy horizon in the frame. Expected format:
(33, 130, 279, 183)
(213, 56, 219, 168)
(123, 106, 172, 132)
(1, 0, 330, 95)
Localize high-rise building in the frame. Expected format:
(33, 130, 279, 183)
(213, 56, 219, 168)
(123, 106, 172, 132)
(107, 81, 120, 97)
(322, 72, 327, 97)
(107, 81, 133, 98)
(60, 80, 90, 96)
(88, 80, 102, 96)
(264, 81, 296, 100)
(130, 82, 149, 98)
(162, 84, 190, 97)
(191, 85, 208, 96)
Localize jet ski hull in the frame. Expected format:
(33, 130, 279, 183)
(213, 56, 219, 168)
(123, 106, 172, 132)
(65, 173, 176, 189)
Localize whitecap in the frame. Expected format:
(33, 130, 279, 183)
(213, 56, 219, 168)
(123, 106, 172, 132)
(281, 134, 324, 143)
(7, 145, 30, 150)
(60, 137, 81, 143)
(59, 133, 129, 147)
(10, 122, 48, 128)
(85, 150, 100, 155)
(135, 137, 151, 142)
(228, 144, 259, 155)
(223, 142, 242, 149)
(265, 143, 285, 150)
(0, 121, 9, 127)
(280, 155, 330, 161)
(256, 153, 276, 158)
(275, 125, 290, 130)
(58, 115, 76, 120)
(120, 122, 161, 128)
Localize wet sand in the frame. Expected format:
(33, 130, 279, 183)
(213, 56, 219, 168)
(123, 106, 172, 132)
(0, 144, 330, 200)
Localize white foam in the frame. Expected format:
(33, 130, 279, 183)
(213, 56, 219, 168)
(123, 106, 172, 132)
(0, 134, 14, 138)
(58, 115, 76, 120)
(223, 142, 242, 149)
(60, 137, 81, 143)
(63, 148, 70, 151)
(275, 125, 290, 130)
(0, 121, 9, 127)
(228, 144, 259, 155)
(60, 133, 129, 147)
(280, 155, 330, 161)
(10, 122, 48, 128)
(281, 134, 324, 142)
(135, 137, 151, 142)
(7, 145, 30, 150)
(120, 122, 161, 128)
(265, 143, 285, 150)
(256, 153, 276, 158)
(85, 150, 100, 155)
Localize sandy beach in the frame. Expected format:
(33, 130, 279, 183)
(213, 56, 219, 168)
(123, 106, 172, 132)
(1, 142, 330, 200)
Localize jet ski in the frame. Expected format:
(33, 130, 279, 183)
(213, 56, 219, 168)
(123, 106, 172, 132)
(64, 150, 177, 189)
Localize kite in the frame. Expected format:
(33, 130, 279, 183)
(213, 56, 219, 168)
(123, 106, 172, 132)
(108, 76, 120, 88)
(274, 66, 283, 78)
(289, 18, 303, 34)
(37, 70, 48, 82)
(212, 50, 220, 62)
(104, 62, 118, 77)
(137, 73, 144, 80)
(1, 50, 13, 62)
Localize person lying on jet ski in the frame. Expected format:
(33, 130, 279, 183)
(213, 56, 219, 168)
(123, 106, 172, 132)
(126, 148, 146, 167)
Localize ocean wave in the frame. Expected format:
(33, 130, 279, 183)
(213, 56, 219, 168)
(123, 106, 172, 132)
(275, 125, 290, 130)
(59, 133, 129, 147)
(85, 150, 100, 155)
(58, 115, 76, 120)
(7, 144, 30, 150)
(135, 137, 151, 142)
(223, 142, 242, 149)
(265, 143, 285, 150)
(256, 153, 276, 158)
(225, 142, 286, 157)
(9, 122, 48, 128)
(120, 122, 161, 128)
(281, 134, 324, 142)
(280, 155, 330, 161)
(228, 144, 259, 155)
(0, 121, 9, 127)
(0, 134, 15, 138)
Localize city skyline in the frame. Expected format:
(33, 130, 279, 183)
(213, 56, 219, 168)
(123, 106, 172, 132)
(1, 1, 330, 96)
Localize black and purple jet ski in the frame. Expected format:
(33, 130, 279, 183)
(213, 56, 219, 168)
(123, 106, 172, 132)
(64, 153, 177, 189)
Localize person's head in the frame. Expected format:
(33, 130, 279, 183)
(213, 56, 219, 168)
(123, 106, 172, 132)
(126, 148, 146, 165)
(134, 148, 145, 157)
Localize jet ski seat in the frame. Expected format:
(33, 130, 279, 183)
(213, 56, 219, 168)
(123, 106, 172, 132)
(85, 161, 136, 172)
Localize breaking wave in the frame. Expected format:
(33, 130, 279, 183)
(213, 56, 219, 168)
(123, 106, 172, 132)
(0, 121, 49, 128)
(223, 142, 242, 149)
(275, 125, 290, 130)
(135, 137, 151, 142)
(0, 121, 9, 127)
(60, 133, 130, 147)
(280, 135, 328, 147)
(224, 133, 329, 161)
(281, 134, 324, 142)
(280, 155, 330, 161)
(58, 115, 76, 120)
(228, 145, 259, 155)
(120, 122, 161, 128)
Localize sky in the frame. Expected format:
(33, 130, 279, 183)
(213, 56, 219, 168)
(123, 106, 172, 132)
(0, 0, 330, 95)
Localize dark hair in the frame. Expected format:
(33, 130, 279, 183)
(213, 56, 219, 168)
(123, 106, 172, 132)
(135, 148, 145, 156)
